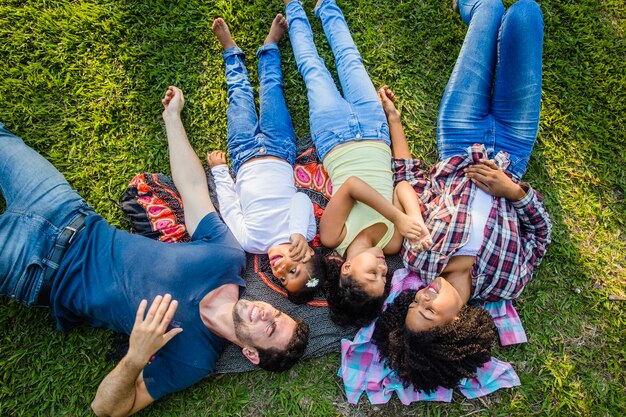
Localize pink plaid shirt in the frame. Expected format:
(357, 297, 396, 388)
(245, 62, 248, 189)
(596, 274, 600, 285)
(339, 269, 523, 404)
(393, 144, 552, 301)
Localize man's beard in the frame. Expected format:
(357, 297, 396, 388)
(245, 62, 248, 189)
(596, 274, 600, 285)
(232, 303, 252, 345)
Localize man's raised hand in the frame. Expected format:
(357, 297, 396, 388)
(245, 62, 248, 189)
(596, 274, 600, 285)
(127, 294, 183, 366)
(162, 86, 185, 120)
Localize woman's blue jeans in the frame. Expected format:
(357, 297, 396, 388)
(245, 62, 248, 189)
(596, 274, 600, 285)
(0, 123, 94, 305)
(223, 43, 297, 174)
(437, 0, 544, 178)
(286, 0, 390, 161)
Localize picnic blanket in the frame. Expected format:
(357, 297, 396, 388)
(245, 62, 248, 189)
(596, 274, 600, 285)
(120, 136, 528, 388)
(339, 268, 524, 404)
(120, 137, 390, 373)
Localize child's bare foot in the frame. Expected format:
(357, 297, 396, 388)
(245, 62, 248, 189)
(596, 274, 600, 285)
(207, 150, 227, 168)
(265, 14, 288, 45)
(212, 18, 236, 50)
(452, 0, 459, 14)
(315, 0, 325, 10)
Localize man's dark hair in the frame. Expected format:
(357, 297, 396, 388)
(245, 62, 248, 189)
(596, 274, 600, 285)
(371, 289, 497, 393)
(326, 259, 392, 327)
(287, 247, 329, 305)
(256, 318, 310, 372)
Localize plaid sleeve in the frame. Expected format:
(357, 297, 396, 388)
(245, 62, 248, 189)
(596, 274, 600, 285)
(512, 186, 552, 272)
(392, 158, 424, 186)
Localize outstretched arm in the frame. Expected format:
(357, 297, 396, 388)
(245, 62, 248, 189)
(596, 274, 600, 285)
(91, 295, 183, 417)
(162, 86, 215, 236)
(319, 176, 425, 248)
(378, 86, 411, 159)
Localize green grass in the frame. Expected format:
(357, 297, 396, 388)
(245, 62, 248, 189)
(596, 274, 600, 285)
(0, 0, 624, 415)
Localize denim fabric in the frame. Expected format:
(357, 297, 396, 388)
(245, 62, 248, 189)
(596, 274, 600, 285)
(436, 0, 543, 178)
(0, 123, 94, 306)
(286, 0, 390, 161)
(223, 43, 296, 174)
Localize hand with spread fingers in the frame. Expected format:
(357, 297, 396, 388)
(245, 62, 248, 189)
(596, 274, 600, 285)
(289, 233, 310, 262)
(464, 159, 525, 201)
(127, 294, 183, 366)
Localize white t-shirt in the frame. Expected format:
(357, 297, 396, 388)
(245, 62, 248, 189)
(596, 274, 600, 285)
(453, 187, 492, 257)
(211, 159, 317, 254)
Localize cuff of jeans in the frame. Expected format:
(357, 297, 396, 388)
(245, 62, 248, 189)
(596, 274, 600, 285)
(286, 0, 303, 14)
(222, 45, 245, 61)
(314, 0, 333, 16)
(256, 42, 279, 57)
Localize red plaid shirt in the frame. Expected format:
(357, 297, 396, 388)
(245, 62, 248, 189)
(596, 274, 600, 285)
(393, 144, 552, 301)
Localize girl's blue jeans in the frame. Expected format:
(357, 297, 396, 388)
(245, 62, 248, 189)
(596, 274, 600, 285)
(223, 43, 297, 174)
(286, 0, 390, 161)
(437, 0, 544, 178)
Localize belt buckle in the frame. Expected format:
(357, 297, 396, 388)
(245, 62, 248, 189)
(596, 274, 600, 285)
(66, 226, 79, 244)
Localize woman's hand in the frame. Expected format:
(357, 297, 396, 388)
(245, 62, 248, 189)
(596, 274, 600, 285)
(377, 85, 401, 122)
(464, 159, 525, 201)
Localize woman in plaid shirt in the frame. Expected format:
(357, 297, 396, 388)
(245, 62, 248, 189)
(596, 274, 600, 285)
(371, 0, 552, 392)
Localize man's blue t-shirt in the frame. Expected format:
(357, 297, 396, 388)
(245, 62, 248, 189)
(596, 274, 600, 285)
(50, 212, 246, 400)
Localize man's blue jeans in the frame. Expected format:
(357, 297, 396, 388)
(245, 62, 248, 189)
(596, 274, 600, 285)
(224, 43, 297, 174)
(286, 0, 390, 161)
(437, 0, 544, 178)
(0, 123, 94, 305)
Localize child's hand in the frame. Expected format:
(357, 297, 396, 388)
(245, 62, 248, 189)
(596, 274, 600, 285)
(289, 233, 310, 262)
(408, 219, 433, 253)
(207, 150, 227, 168)
(377, 85, 401, 121)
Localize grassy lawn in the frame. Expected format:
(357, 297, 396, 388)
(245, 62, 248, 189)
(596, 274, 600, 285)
(1, 0, 624, 416)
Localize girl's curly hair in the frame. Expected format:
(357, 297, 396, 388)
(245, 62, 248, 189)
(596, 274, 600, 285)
(326, 257, 392, 327)
(372, 289, 497, 393)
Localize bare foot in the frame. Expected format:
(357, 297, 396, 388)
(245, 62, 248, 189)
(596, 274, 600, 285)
(212, 18, 236, 50)
(315, 0, 324, 10)
(452, 0, 459, 14)
(265, 14, 288, 45)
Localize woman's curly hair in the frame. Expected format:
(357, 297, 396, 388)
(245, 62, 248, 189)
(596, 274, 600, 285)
(372, 289, 497, 393)
(326, 257, 392, 327)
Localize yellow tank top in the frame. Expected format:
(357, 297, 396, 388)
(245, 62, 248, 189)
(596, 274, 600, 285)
(324, 141, 395, 256)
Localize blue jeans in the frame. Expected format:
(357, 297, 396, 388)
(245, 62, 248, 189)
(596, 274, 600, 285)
(0, 123, 94, 306)
(436, 0, 543, 178)
(224, 43, 297, 174)
(286, 0, 390, 161)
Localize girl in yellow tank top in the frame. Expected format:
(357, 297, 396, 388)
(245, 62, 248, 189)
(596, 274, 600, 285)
(285, 0, 432, 326)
